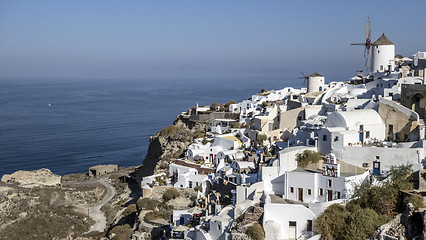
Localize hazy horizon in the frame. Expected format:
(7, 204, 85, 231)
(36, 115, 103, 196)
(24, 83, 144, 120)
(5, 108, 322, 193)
(1, 1, 425, 80)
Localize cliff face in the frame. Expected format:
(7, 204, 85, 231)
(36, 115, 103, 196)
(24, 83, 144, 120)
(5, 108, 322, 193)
(147, 114, 208, 160)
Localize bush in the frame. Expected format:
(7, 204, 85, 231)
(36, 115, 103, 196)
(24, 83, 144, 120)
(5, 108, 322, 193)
(122, 204, 137, 216)
(224, 100, 237, 110)
(246, 222, 265, 240)
(296, 150, 321, 168)
(162, 188, 180, 202)
(345, 208, 386, 239)
(137, 198, 159, 211)
(193, 129, 206, 138)
(144, 210, 172, 222)
(315, 204, 349, 239)
(256, 134, 267, 146)
(210, 102, 223, 111)
(159, 125, 179, 137)
(404, 194, 425, 210)
(110, 224, 133, 240)
(194, 185, 202, 192)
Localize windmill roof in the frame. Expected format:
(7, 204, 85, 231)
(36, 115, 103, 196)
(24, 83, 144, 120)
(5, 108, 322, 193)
(372, 33, 394, 46)
(309, 72, 323, 77)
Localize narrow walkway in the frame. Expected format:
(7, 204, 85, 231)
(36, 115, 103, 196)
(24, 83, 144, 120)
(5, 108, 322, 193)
(87, 177, 116, 232)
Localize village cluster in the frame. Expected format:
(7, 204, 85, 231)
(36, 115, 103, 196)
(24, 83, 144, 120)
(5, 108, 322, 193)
(138, 34, 426, 240)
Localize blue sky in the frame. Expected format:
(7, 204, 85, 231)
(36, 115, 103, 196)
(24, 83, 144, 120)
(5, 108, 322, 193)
(1, 1, 425, 80)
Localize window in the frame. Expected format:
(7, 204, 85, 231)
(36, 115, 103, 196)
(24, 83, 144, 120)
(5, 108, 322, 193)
(334, 136, 339, 142)
(289, 221, 296, 227)
(307, 189, 312, 195)
(389, 93, 393, 97)
(359, 125, 364, 131)
(336, 191, 341, 199)
(396, 133, 400, 140)
(323, 135, 327, 141)
(327, 179, 332, 188)
(366, 131, 370, 139)
(307, 220, 313, 231)
(380, 65, 384, 71)
(189, 181, 193, 188)
(195, 182, 199, 186)
(290, 187, 294, 193)
(319, 188, 324, 196)
(218, 224, 221, 231)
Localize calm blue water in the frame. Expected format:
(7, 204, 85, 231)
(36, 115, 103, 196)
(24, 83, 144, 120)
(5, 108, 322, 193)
(0, 77, 345, 176)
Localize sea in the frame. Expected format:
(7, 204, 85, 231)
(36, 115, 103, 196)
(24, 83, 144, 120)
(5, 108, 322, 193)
(0, 76, 346, 177)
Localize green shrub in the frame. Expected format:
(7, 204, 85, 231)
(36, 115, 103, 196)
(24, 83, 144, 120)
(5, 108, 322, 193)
(315, 204, 349, 239)
(202, 138, 213, 145)
(193, 129, 206, 138)
(345, 208, 386, 239)
(110, 224, 133, 240)
(122, 204, 137, 216)
(296, 150, 321, 168)
(256, 134, 267, 146)
(230, 122, 242, 128)
(162, 188, 180, 202)
(159, 125, 179, 137)
(137, 198, 160, 211)
(224, 100, 237, 110)
(261, 101, 268, 107)
(210, 102, 223, 111)
(246, 222, 265, 240)
(194, 185, 202, 192)
(404, 194, 425, 210)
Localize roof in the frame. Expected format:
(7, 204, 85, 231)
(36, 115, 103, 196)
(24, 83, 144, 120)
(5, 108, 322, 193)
(372, 33, 394, 46)
(309, 72, 323, 77)
(324, 109, 383, 129)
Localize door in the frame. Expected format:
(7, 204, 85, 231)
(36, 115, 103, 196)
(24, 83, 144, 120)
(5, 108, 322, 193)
(359, 132, 364, 143)
(373, 161, 380, 175)
(327, 190, 333, 201)
(298, 188, 304, 202)
(289, 221, 297, 239)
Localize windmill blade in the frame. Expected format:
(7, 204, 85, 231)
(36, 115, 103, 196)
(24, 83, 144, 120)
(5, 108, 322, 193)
(367, 17, 371, 40)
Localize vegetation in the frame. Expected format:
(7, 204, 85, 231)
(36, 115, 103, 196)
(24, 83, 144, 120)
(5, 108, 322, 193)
(210, 102, 223, 111)
(256, 134, 267, 146)
(202, 138, 214, 145)
(137, 198, 160, 211)
(159, 125, 180, 137)
(144, 210, 172, 222)
(224, 100, 237, 110)
(315, 164, 415, 239)
(194, 185, 202, 192)
(403, 193, 425, 210)
(261, 101, 268, 107)
(193, 129, 206, 138)
(296, 150, 321, 168)
(110, 224, 133, 240)
(240, 121, 254, 128)
(122, 204, 137, 216)
(247, 222, 265, 240)
(162, 188, 180, 202)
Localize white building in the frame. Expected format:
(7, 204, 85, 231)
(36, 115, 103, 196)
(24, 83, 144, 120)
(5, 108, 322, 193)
(169, 163, 208, 189)
(307, 72, 325, 93)
(318, 109, 385, 155)
(263, 203, 316, 240)
(371, 33, 395, 73)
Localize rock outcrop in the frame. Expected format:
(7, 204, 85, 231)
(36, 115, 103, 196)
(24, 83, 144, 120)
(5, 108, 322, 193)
(1, 168, 61, 187)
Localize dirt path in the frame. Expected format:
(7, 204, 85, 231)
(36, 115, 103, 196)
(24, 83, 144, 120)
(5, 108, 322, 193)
(87, 177, 116, 232)
(64, 176, 116, 233)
